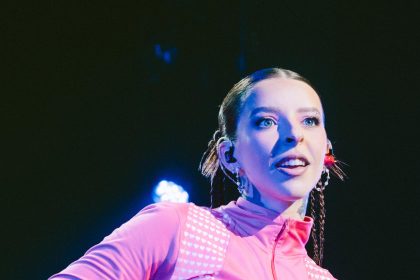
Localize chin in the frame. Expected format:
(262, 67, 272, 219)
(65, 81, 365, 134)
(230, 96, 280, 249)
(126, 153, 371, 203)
(277, 183, 313, 201)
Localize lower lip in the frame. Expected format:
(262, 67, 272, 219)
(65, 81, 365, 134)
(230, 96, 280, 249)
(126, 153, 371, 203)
(276, 166, 308, 176)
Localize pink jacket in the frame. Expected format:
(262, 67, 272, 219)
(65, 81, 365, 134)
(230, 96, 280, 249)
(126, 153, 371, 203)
(50, 198, 336, 279)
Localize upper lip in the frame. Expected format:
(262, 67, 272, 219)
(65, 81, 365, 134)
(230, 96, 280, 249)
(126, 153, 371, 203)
(273, 153, 310, 168)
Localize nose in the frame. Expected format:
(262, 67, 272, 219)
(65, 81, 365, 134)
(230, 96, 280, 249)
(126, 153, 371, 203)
(285, 133, 304, 144)
(271, 120, 304, 155)
(282, 121, 304, 145)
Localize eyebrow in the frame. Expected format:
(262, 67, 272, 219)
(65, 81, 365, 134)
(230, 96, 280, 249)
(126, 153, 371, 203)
(250, 106, 322, 116)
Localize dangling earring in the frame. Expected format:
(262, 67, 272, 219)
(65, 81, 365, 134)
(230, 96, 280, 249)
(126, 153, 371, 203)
(317, 140, 346, 190)
(315, 167, 330, 191)
(234, 167, 245, 195)
(316, 142, 332, 191)
(234, 167, 252, 196)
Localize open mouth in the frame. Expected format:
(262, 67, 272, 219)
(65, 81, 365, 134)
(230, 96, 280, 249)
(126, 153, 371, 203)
(275, 157, 309, 169)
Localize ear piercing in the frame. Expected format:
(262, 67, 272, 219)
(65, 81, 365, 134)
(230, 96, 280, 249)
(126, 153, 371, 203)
(323, 141, 336, 167)
(234, 167, 248, 196)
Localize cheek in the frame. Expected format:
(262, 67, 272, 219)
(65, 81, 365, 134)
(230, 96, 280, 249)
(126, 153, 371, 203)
(312, 132, 328, 165)
(236, 131, 277, 168)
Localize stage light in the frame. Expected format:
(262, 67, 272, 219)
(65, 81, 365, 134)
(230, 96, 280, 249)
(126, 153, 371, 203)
(154, 44, 176, 64)
(153, 180, 189, 203)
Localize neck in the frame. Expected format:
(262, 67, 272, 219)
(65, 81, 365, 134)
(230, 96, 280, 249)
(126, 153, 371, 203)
(244, 187, 309, 220)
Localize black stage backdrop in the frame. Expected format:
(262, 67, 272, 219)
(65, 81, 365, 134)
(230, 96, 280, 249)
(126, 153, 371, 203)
(3, 1, 419, 279)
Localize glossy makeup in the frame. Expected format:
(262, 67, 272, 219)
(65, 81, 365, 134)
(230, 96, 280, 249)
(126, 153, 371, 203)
(232, 78, 328, 213)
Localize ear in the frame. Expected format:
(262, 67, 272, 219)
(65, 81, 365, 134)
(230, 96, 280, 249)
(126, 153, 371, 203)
(217, 139, 239, 173)
(326, 139, 333, 154)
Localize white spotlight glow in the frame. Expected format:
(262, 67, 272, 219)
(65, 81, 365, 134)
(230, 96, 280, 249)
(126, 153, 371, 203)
(153, 180, 189, 203)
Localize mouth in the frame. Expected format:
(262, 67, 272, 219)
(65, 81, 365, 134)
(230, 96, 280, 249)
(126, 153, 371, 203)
(274, 156, 310, 176)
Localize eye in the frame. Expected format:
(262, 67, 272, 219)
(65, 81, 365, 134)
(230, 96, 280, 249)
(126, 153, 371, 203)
(302, 117, 320, 127)
(256, 117, 276, 128)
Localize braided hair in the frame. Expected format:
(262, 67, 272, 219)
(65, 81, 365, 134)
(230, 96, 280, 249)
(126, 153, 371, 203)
(199, 67, 343, 266)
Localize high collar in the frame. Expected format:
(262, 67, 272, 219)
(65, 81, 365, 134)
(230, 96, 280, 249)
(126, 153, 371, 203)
(213, 197, 313, 256)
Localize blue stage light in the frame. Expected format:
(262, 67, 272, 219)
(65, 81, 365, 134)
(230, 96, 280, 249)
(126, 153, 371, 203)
(153, 180, 189, 203)
(154, 44, 176, 64)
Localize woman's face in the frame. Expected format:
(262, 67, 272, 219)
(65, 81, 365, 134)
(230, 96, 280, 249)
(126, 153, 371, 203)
(233, 77, 327, 209)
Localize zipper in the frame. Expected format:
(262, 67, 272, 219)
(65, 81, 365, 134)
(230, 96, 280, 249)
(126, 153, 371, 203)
(271, 220, 288, 280)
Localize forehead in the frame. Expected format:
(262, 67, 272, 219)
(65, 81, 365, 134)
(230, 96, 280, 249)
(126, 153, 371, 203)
(243, 78, 323, 113)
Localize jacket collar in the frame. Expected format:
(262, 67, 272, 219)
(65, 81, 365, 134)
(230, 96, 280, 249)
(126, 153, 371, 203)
(213, 197, 313, 256)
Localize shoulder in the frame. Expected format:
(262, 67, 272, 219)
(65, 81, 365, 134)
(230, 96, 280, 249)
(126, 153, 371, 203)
(48, 203, 199, 279)
(134, 201, 191, 221)
(97, 202, 198, 274)
(133, 201, 215, 222)
(106, 202, 192, 241)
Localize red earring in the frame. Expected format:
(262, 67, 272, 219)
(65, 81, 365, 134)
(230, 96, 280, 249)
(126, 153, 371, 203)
(324, 154, 335, 167)
(324, 141, 336, 167)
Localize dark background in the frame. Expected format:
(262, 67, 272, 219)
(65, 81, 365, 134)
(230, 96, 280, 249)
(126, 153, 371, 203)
(3, 1, 419, 279)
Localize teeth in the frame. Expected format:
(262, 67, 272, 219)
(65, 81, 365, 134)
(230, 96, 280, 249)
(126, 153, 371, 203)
(280, 159, 306, 167)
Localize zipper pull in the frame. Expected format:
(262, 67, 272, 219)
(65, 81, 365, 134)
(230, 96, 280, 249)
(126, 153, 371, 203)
(271, 220, 289, 280)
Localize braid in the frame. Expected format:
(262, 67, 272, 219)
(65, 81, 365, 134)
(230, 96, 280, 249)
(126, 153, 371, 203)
(309, 190, 320, 265)
(199, 130, 222, 180)
(309, 187, 327, 266)
(199, 130, 226, 208)
(318, 189, 326, 266)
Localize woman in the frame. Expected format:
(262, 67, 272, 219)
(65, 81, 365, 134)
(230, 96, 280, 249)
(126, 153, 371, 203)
(50, 68, 344, 279)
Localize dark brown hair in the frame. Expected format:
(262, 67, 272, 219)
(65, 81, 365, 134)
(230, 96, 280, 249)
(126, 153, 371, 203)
(199, 67, 341, 266)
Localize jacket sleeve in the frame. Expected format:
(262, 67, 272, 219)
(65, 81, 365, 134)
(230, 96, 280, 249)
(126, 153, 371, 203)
(49, 202, 186, 280)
